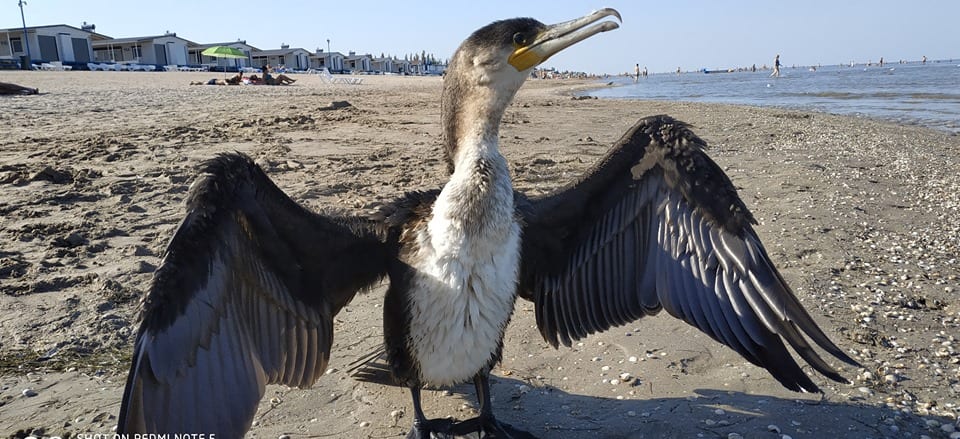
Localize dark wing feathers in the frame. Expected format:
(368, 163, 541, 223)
(520, 115, 858, 393)
(118, 153, 390, 436)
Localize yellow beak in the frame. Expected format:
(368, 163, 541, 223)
(508, 8, 621, 72)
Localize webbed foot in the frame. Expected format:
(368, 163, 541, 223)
(406, 417, 455, 439)
(451, 415, 538, 439)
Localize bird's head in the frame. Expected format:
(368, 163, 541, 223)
(446, 8, 621, 93)
(441, 9, 620, 170)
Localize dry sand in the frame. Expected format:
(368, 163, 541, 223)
(0, 70, 958, 438)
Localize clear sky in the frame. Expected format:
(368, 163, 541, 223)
(5, 1, 958, 74)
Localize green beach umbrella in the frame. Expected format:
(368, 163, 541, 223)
(201, 46, 247, 74)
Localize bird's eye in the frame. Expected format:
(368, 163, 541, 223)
(512, 33, 527, 46)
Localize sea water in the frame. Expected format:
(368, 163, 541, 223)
(587, 61, 960, 134)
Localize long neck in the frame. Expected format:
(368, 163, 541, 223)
(441, 63, 520, 174)
(431, 68, 519, 234)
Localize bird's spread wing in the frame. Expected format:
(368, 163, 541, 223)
(118, 153, 391, 436)
(518, 115, 859, 392)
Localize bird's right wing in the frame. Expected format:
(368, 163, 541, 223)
(118, 153, 392, 437)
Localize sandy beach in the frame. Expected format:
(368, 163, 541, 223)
(1, 70, 958, 438)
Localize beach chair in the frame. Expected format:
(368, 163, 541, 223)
(318, 67, 363, 85)
(87, 63, 102, 71)
(41, 61, 71, 71)
(164, 65, 178, 72)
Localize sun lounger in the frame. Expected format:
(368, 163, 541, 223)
(318, 67, 363, 85)
(0, 59, 19, 70)
(88, 63, 102, 71)
(40, 61, 70, 71)
(127, 64, 155, 72)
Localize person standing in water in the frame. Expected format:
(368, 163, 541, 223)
(771, 54, 781, 77)
(634, 63, 640, 81)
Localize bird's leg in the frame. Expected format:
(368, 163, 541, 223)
(451, 372, 538, 439)
(406, 386, 454, 439)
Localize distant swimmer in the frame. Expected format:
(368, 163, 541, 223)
(642, 66, 648, 78)
(771, 54, 781, 77)
(879, 57, 884, 67)
(676, 66, 681, 75)
(922, 55, 927, 64)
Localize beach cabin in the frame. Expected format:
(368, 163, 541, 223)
(0, 24, 109, 68)
(92, 32, 193, 67)
(311, 49, 344, 73)
(251, 46, 311, 71)
(371, 56, 412, 75)
(421, 59, 447, 75)
(371, 56, 393, 74)
(344, 51, 373, 73)
(190, 41, 257, 71)
(392, 58, 412, 75)
(403, 54, 446, 76)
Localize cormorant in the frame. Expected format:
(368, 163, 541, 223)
(118, 8, 858, 438)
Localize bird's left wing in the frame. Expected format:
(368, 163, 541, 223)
(518, 115, 859, 392)
(118, 153, 392, 436)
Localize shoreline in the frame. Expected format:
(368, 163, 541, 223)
(1, 71, 958, 438)
(584, 72, 960, 135)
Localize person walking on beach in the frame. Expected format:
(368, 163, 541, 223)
(771, 54, 781, 77)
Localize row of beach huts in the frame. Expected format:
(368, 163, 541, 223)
(0, 22, 446, 75)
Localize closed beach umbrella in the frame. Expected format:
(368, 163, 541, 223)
(201, 46, 247, 74)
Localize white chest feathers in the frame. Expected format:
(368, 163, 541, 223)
(406, 153, 521, 386)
